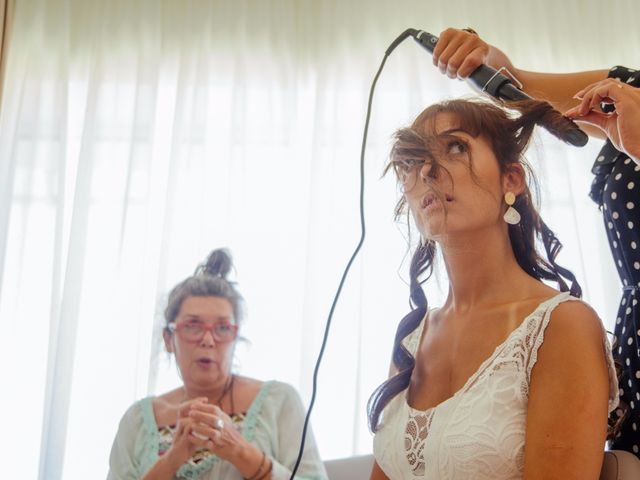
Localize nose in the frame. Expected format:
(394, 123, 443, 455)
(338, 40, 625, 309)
(200, 329, 216, 347)
(419, 160, 439, 181)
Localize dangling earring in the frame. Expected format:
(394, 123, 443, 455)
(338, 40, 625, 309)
(503, 192, 521, 225)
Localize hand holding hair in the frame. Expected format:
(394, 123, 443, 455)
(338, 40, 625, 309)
(565, 78, 640, 164)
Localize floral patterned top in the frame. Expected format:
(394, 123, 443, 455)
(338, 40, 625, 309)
(107, 381, 327, 480)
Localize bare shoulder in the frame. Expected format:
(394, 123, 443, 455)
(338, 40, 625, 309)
(523, 300, 610, 477)
(543, 299, 605, 347)
(530, 297, 608, 383)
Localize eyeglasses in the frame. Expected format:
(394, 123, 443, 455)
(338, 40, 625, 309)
(168, 320, 238, 343)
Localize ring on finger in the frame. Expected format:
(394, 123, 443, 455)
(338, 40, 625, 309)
(214, 418, 224, 430)
(212, 430, 225, 446)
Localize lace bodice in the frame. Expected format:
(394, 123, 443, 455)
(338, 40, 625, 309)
(373, 292, 619, 480)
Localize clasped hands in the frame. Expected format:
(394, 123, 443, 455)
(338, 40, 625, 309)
(165, 397, 262, 475)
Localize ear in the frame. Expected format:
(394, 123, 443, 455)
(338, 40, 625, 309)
(163, 328, 174, 354)
(501, 163, 526, 197)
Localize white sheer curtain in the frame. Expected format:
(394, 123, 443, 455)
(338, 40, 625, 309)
(0, 0, 637, 478)
(0, 0, 13, 102)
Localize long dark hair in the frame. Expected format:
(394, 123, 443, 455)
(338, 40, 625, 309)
(367, 98, 582, 432)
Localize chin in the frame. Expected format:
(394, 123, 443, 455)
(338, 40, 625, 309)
(421, 222, 472, 241)
(419, 221, 448, 239)
(191, 375, 221, 390)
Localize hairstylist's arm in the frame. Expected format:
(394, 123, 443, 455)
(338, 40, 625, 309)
(432, 28, 609, 137)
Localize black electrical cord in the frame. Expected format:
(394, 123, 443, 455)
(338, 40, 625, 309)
(288, 30, 415, 479)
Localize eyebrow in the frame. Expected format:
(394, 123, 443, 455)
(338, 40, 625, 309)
(183, 315, 232, 322)
(435, 128, 469, 137)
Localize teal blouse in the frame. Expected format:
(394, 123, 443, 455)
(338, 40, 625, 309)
(107, 380, 327, 480)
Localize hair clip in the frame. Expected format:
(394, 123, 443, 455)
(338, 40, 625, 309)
(489, 66, 523, 91)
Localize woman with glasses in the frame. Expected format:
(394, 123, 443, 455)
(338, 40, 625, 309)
(107, 249, 327, 480)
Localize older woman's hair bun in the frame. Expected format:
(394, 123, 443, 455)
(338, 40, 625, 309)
(164, 248, 244, 328)
(196, 248, 233, 278)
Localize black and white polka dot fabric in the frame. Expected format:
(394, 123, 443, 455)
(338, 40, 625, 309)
(590, 66, 640, 457)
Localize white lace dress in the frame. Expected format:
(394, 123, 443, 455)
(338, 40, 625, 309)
(373, 292, 619, 480)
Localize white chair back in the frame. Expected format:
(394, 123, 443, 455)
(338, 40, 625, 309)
(324, 454, 374, 480)
(600, 450, 640, 480)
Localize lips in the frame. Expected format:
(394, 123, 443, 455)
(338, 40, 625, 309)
(421, 191, 453, 209)
(196, 358, 215, 366)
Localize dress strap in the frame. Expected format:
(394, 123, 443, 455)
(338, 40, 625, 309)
(525, 291, 574, 383)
